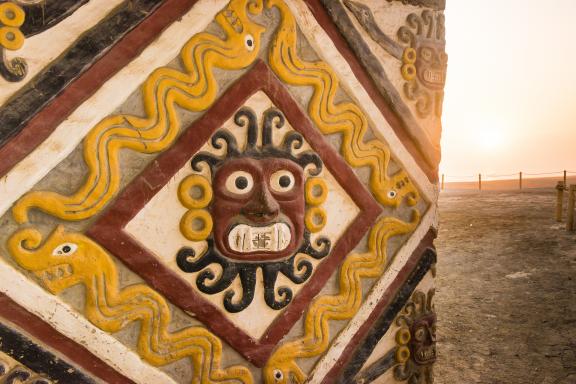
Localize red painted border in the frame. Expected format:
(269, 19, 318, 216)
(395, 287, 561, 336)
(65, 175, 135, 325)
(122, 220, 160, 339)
(0, 0, 200, 177)
(87, 60, 383, 366)
(302, 0, 438, 182)
(319, 229, 436, 384)
(0, 293, 135, 384)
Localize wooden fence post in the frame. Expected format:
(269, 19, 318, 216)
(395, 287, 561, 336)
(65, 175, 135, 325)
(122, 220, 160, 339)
(441, 174, 445, 190)
(478, 173, 482, 191)
(564, 170, 567, 188)
(519, 171, 522, 190)
(556, 181, 565, 222)
(567, 185, 576, 231)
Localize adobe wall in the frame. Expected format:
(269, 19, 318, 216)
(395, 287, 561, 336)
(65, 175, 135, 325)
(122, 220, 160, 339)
(0, 1, 445, 382)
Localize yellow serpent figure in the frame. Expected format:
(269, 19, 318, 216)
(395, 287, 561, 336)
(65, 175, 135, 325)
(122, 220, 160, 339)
(267, 0, 419, 208)
(263, 213, 419, 383)
(8, 226, 254, 384)
(13, 0, 265, 223)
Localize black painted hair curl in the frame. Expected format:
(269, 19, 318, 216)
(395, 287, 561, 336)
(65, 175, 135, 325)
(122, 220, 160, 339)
(191, 107, 322, 177)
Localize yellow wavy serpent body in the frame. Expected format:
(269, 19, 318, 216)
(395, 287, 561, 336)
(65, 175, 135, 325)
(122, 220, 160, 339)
(8, 226, 254, 384)
(13, 0, 265, 223)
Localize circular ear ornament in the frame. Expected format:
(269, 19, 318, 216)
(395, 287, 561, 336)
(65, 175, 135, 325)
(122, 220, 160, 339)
(178, 174, 213, 241)
(305, 177, 327, 206)
(180, 209, 213, 241)
(0, 3, 25, 28)
(305, 206, 327, 233)
(178, 174, 213, 209)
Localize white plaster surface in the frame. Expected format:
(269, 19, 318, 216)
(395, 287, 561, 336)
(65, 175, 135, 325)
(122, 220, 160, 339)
(0, 0, 124, 106)
(125, 92, 360, 339)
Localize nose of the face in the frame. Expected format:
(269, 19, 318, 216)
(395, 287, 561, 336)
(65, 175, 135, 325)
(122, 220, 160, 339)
(428, 325, 436, 342)
(241, 184, 280, 223)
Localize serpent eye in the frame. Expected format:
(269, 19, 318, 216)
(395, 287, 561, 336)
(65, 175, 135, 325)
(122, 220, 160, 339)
(244, 34, 255, 51)
(273, 369, 283, 381)
(226, 171, 254, 194)
(270, 170, 295, 193)
(52, 243, 78, 256)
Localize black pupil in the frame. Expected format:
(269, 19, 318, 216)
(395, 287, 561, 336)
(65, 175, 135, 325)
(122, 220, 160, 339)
(279, 175, 291, 188)
(235, 176, 248, 190)
(247, 39, 253, 47)
(62, 245, 71, 253)
(275, 372, 282, 379)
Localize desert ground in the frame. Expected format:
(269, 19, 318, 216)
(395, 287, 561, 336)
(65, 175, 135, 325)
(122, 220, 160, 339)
(434, 187, 576, 384)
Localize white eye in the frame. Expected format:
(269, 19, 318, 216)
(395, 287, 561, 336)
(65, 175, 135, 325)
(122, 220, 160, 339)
(270, 170, 295, 193)
(387, 190, 397, 199)
(273, 369, 283, 381)
(244, 34, 255, 51)
(52, 243, 78, 256)
(225, 171, 254, 194)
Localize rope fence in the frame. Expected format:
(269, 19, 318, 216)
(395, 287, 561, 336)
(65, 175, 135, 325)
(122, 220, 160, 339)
(440, 170, 576, 191)
(439, 170, 576, 232)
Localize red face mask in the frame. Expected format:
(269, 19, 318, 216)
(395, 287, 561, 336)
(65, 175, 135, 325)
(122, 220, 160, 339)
(410, 313, 437, 365)
(211, 156, 305, 262)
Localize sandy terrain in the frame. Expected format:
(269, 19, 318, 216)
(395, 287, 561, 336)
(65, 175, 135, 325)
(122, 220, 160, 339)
(434, 189, 576, 384)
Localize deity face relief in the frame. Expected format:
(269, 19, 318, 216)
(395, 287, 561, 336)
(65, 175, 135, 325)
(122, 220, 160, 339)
(410, 313, 437, 365)
(415, 44, 447, 91)
(212, 156, 305, 262)
(177, 107, 331, 312)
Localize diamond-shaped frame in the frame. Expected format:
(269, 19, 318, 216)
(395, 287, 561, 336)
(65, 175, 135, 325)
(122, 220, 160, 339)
(87, 60, 382, 366)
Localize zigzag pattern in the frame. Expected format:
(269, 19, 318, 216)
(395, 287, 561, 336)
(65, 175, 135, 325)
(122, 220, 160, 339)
(8, 226, 253, 384)
(13, 0, 265, 223)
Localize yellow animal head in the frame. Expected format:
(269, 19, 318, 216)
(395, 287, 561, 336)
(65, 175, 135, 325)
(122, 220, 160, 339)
(215, 0, 265, 64)
(8, 226, 107, 294)
(384, 170, 420, 207)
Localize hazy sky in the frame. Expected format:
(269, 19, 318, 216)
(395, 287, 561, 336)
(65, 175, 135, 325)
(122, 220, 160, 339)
(441, 0, 576, 179)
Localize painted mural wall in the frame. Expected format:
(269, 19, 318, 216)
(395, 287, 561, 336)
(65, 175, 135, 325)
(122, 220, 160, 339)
(0, 0, 445, 383)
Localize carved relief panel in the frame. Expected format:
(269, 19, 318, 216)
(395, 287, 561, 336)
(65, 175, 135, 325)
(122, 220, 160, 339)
(0, 1, 442, 383)
(322, 0, 447, 169)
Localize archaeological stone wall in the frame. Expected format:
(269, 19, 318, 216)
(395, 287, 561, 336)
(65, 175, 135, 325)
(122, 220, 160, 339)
(0, 0, 445, 383)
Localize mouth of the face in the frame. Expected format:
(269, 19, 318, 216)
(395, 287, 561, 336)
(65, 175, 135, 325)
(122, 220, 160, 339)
(421, 68, 445, 87)
(227, 222, 292, 254)
(414, 345, 437, 364)
(36, 264, 73, 283)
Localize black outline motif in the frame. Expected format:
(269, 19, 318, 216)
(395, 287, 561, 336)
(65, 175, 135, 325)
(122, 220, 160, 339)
(0, 321, 95, 383)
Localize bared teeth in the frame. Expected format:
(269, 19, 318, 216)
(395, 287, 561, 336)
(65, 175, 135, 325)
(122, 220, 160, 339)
(228, 223, 291, 253)
(42, 264, 72, 282)
(417, 347, 436, 362)
(423, 69, 444, 85)
(44, 270, 54, 281)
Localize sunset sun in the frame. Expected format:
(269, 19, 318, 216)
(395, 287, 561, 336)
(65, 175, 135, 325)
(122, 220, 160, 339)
(477, 123, 508, 151)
